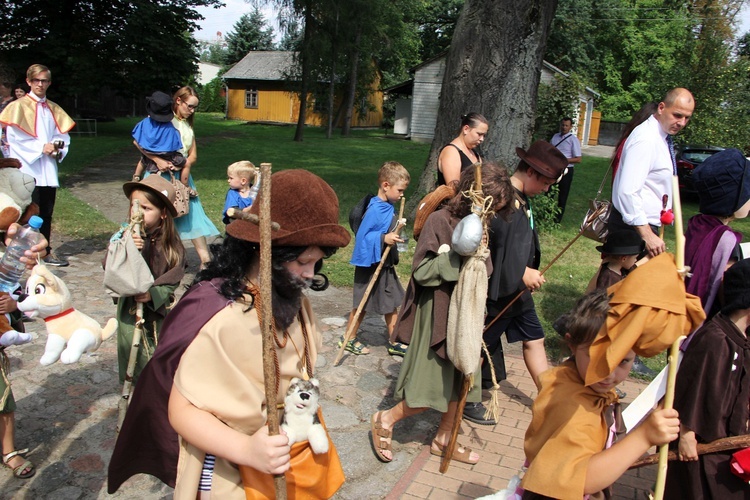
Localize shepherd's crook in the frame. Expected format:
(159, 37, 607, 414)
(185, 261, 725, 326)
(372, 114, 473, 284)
(117, 199, 144, 435)
(256, 163, 287, 499)
(652, 176, 687, 500)
(334, 197, 406, 365)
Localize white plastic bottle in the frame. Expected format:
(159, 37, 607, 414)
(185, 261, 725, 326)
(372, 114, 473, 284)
(0, 215, 44, 292)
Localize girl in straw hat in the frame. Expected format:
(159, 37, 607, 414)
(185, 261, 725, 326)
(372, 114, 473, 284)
(108, 170, 350, 500)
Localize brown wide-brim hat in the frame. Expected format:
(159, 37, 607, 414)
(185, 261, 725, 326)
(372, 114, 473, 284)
(516, 140, 568, 180)
(226, 169, 351, 248)
(122, 174, 178, 217)
(585, 253, 706, 386)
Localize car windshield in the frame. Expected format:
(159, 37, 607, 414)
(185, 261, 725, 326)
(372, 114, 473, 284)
(682, 151, 716, 163)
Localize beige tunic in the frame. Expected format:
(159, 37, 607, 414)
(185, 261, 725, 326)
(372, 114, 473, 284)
(172, 295, 321, 499)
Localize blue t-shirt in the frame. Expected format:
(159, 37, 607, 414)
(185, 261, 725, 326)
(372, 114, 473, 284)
(222, 189, 254, 224)
(350, 196, 395, 267)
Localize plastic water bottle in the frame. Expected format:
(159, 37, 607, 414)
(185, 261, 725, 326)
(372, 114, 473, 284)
(0, 216, 44, 292)
(248, 170, 261, 208)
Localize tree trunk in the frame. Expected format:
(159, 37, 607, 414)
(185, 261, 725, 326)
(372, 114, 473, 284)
(341, 28, 362, 137)
(411, 0, 559, 213)
(294, 0, 315, 142)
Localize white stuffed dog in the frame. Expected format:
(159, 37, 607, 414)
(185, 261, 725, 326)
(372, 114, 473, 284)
(17, 265, 117, 365)
(280, 377, 328, 454)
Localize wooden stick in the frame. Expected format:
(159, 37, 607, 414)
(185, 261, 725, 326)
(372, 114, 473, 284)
(653, 176, 687, 500)
(630, 434, 750, 469)
(334, 197, 406, 365)
(256, 163, 287, 499)
(117, 199, 144, 435)
(226, 207, 281, 231)
(483, 203, 607, 334)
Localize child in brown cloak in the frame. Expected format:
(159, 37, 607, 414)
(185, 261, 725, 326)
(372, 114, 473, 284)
(664, 258, 750, 499)
(522, 253, 705, 499)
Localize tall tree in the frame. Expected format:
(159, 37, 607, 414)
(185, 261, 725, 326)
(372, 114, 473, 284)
(224, 8, 276, 66)
(414, 0, 559, 199)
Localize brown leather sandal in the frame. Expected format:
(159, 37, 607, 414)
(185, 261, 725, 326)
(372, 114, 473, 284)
(430, 440, 479, 465)
(370, 411, 393, 463)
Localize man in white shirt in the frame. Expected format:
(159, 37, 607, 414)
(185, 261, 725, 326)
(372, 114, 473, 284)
(550, 117, 582, 222)
(0, 64, 75, 266)
(611, 87, 694, 257)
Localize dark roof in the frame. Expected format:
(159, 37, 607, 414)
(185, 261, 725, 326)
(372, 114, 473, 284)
(223, 51, 296, 81)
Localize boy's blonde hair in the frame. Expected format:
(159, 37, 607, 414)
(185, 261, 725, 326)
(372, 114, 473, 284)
(378, 161, 410, 186)
(227, 161, 257, 182)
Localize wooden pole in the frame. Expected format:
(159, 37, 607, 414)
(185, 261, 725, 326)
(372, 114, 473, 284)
(334, 197, 406, 365)
(257, 163, 287, 499)
(117, 199, 144, 435)
(630, 434, 750, 469)
(652, 176, 687, 500)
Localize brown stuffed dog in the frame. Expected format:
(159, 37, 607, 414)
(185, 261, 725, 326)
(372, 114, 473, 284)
(0, 158, 39, 347)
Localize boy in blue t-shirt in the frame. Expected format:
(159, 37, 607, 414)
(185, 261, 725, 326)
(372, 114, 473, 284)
(343, 161, 410, 356)
(222, 161, 257, 225)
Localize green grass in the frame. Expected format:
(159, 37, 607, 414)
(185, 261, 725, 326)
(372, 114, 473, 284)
(60, 115, 739, 376)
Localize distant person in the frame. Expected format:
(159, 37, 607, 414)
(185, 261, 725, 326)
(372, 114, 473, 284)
(131, 91, 187, 181)
(684, 148, 750, 317)
(12, 85, 25, 100)
(549, 117, 582, 222)
(222, 160, 257, 225)
(437, 112, 487, 186)
(0, 64, 75, 267)
(592, 230, 644, 290)
(610, 88, 695, 257)
(344, 161, 410, 356)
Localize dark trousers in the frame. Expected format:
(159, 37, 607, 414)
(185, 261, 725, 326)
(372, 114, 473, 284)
(555, 167, 574, 222)
(31, 186, 56, 253)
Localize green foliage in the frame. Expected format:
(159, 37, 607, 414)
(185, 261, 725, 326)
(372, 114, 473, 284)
(535, 72, 586, 141)
(224, 8, 276, 66)
(196, 77, 226, 113)
(0, 0, 222, 99)
(530, 185, 562, 232)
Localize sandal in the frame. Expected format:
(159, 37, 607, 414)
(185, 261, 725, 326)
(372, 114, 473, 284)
(2, 448, 35, 479)
(430, 440, 479, 465)
(337, 336, 370, 355)
(387, 342, 408, 357)
(370, 411, 393, 463)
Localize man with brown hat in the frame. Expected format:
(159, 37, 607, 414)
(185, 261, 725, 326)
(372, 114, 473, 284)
(108, 169, 350, 499)
(465, 140, 567, 425)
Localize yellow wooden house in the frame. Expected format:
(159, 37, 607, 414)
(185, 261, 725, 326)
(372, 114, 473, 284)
(222, 51, 384, 127)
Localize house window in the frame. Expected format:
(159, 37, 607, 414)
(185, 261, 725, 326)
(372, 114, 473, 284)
(245, 88, 258, 109)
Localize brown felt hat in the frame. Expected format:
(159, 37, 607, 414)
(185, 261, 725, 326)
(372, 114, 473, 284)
(516, 140, 568, 180)
(122, 174, 178, 217)
(226, 169, 351, 248)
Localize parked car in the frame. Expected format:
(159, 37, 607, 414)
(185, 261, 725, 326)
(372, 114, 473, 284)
(676, 145, 725, 195)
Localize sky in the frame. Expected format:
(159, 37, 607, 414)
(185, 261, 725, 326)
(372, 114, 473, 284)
(194, 1, 750, 44)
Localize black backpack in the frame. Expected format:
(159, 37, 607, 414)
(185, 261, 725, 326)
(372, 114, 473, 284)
(348, 193, 376, 234)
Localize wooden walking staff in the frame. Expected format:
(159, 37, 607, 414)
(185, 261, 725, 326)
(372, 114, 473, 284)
(255, 163, 288, 499)
(652, 177, 688, 500)
(117, 199, 145, 434)
(482, 203, 609, 335)
(334, 196, 406, 365)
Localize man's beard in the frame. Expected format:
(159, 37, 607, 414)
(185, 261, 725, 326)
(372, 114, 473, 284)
(271, 264, 310, 331)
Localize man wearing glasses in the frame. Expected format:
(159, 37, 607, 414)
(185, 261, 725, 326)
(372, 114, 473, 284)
(0, 64, 75, 266)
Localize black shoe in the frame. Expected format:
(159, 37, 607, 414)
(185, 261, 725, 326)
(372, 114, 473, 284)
(43, 252, 69, 267)
(462, 402, 496, 426)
